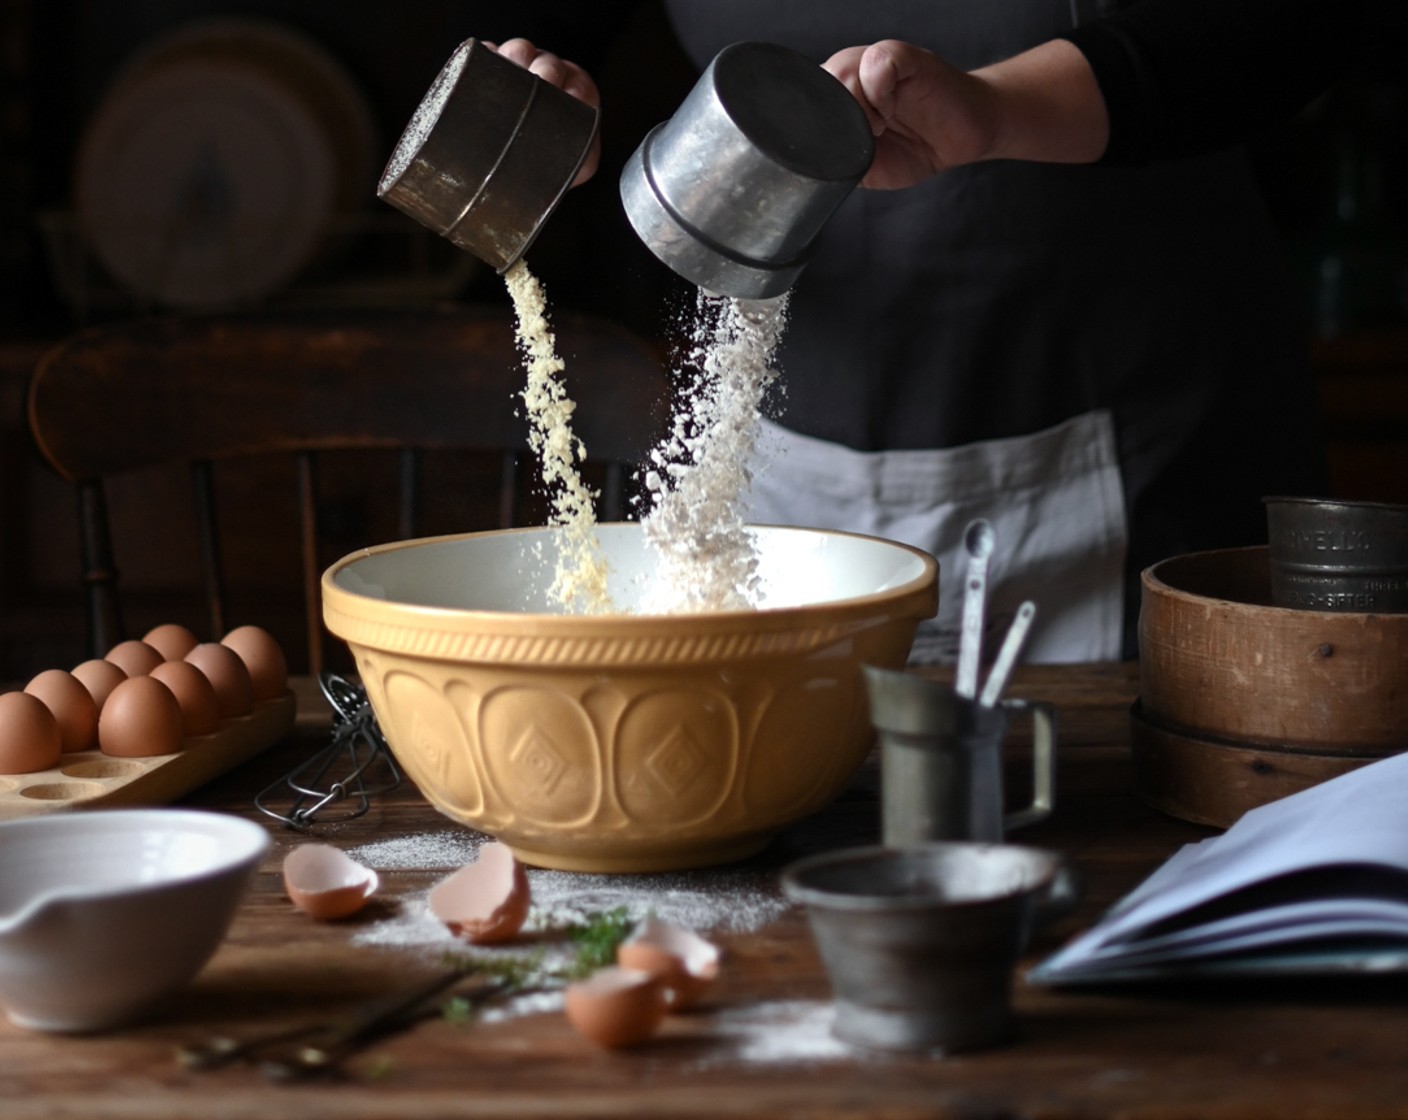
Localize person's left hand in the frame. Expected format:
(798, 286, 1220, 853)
(824, 40, 995, 190)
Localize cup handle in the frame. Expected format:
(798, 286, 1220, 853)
(999, 697, 1055, 832)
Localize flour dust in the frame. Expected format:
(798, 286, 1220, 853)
(638, 289, 790, 612)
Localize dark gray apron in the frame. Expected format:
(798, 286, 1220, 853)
(663, 0, 1327, 656)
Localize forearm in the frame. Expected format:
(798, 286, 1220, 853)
(971, 39, 1109, 164)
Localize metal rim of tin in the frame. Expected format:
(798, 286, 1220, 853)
(780, 842, 1059, 913)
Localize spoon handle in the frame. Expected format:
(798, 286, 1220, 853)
(978, 601, 1037, 708)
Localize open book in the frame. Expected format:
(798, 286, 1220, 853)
(1029, 749, 1408, 984)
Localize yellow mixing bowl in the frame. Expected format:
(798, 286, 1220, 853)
(322, 523, 938, 872)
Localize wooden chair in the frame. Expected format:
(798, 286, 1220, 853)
(27, 304, 670, 674)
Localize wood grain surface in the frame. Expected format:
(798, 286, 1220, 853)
(7, 663, 1408, 1120)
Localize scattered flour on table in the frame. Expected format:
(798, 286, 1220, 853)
(700, 1000, 851, 1066)
(344, 832, 854, 1064)
(346, 831, 790, 950)
(639, 291, 789, 613)
(504, 259, 611, 614)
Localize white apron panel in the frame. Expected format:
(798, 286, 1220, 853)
(742, 411, 1127, 664)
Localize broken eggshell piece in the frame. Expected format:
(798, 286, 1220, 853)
(283, 843, 379, 921)
(427, 840, 530, 944)
(563, 966, 670, 1049)
(616, 915, 721, 1009)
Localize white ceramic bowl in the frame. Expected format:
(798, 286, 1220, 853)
(0, 809, 269, 1031)
(323, 523, 938, 872)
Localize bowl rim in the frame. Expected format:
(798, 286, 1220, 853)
(0, 808, 269, 913)
(321, 522, 940, 637)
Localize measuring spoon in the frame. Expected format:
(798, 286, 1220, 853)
(979, 601, 1037, 708)
(955, 519, 995, 700)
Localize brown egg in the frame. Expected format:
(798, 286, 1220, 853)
(98, 676, 184, 758)
(149, 659, 221, 736)
(142, 622, 200, 661)
(220, 625, 288, 702)
(0, 690, 63, 774)
(71, 658, 128, 713)
(105, 639, 164, 678)
(563, 967, 669, 1049)
(615, 916, 722, 1010)
(427, 841, 531, 944)
(283, 843, 379, 921)
(24, 668, 99, 753)
(184, 643, 254, 718)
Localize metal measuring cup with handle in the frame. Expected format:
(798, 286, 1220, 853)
(620, 41, 874, 299)
(863, 665, 1056, 847)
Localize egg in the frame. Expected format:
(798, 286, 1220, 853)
(142, 622, 200, 661)
(615, 916, 722, 1010)
(283, 843, 379, 921)
(427, 841, 531, 944)
(23, 669, 99, 753)
(563, 967, 669, 1049)
(183, 643, 254, 718)
(0, 691, 63, 774)
(149, 659, 221, 736)
(220, 625, 288, 702)
(71, 658, 128, 713)
(98, 676, 184, 757)
(105, 639, 164, 678)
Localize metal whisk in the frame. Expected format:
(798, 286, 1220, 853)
(255, 672, 401, 829)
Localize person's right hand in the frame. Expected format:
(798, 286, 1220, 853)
(487, 39, 602, 185)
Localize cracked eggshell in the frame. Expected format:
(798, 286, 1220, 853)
(616, 915, 722, 1010)
(283, 843, 379, 921)
(564, 966, 669, 1049)
(427, 841, 530, 944)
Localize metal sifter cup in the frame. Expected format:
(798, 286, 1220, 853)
(378, 38, 599, 273)
(620, 41, 875, 299)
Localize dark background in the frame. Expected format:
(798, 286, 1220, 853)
(1, 1, 1405, 678)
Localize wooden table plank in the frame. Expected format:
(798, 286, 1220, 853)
(7, 662, 1408, 1119)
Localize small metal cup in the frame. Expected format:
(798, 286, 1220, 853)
(863, 666, 1055, 847)
(1264, 496, 1408, 613)
(378, 38, 599, 273)
(782, 843, 1067, 1052)
(620, 41, 874, 299)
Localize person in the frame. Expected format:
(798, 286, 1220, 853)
(487, 0, 1368, 662)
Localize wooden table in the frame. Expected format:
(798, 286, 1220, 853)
(7, 661, 1408, 1119)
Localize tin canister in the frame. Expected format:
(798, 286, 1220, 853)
(1264, 496, 1408, 613)
(377, 38, 599, 273)
(620, 41, 874, 299)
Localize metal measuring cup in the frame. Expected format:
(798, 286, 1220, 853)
(378, 38, 599, 273)
(863, 665, 1055, 847)
(783, 843, 1069, 1052)
(620, 41, 874, 299)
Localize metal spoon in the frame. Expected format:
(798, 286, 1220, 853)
(978, 601, 1037, 708)
(955, 519, 995, 700)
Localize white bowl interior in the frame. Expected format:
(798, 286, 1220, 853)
(332, 523, 931, 615)
(0, 810, 268, 919)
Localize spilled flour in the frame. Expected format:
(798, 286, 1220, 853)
(342, 832, 854, 1064)
(504, 259, 612, 613)
(640, 290, 790, 612)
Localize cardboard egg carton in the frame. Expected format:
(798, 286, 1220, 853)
(0, 692, 295, 819)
